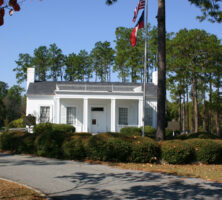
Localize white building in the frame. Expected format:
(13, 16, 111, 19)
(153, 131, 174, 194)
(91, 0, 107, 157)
(26, 68, 158, 133)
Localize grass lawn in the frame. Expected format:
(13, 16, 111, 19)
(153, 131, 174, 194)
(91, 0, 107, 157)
(87, 161, 222, 183)
(0, 179, 46, 200)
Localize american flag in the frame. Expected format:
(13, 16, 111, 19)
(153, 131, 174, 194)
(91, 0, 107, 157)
(133, 0, 145, 23)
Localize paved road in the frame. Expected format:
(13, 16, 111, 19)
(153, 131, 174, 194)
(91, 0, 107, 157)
(0, 153, 222, 200)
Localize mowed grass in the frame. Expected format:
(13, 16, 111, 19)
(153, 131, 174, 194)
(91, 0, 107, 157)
(0, 179, 46, 200)
(93, 161, 222, 183)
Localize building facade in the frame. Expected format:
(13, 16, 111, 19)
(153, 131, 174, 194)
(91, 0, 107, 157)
(26, 68, 158, 133)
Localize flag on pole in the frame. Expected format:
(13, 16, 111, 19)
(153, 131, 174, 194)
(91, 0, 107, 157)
(131, 11, 144, 47)
(132, 0, 145, 23)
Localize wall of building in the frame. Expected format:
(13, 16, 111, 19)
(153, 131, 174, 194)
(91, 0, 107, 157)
(26, 95, 157, 132)
(146, 98, 157, 128)
(60, 99, 83, 132)
(26, 96, 54, 123)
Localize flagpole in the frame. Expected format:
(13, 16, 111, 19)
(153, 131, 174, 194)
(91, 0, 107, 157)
(142, 0, 148, 137)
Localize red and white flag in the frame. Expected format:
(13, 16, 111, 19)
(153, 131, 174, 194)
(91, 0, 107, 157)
(131, 11, 144, 47)
(132, 0, 145, 23)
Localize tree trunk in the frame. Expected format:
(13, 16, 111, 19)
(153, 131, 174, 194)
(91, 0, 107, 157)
(209, 78, 212, 133)
(194, 79, 199, 133)
(216, 75, 221, 137)
(156, 0, 166, 140)
(191, 85, 195, 133)
(202, 90, 207, 132)
(179, 94, 182, 132)
(186, 86, 189, 132)
(182, 94, 186, 133)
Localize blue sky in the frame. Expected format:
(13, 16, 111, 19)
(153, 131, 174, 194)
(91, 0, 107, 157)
(0, 0, 221, 88)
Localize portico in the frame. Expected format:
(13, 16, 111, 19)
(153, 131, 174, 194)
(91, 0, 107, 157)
(55, 96, 144, 133)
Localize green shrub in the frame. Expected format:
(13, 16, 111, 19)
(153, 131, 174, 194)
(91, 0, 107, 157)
(63, 137, 86, 160)
(85, 133, 131, 162)
(8, 118, 25, 128)
(74, 132, 92, 137)
(142, 126, 156, 138)
(176, 132, 219, 140)
(130, 137, 160, 163)
(51, 124, 75, 134)
(34, 130, 65, 158)
(33, 123, 53, 135)
(186, 139, 222, 164)
(33, 123, 75, 135)
(161, 140, 195, 164)
(120, 127, 141, 137)
(0, 131, 34, 154)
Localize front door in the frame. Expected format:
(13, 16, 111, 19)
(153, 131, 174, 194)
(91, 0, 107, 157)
(91, 107, 106, 133)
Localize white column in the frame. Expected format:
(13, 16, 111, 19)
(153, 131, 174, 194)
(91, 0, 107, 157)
(83, 98, 88, 132)
(57, 98, 60, 124)
(111, 99, 116, 132)
(138, 99, 143, 127)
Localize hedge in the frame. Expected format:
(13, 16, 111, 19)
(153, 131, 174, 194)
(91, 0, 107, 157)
(130, 137, 160, 163)
(120, 126, 157, 138)
(0, 131, 35, 154)
(1, 129, 222, 165)
(63, 137, 86, 160)
(33, 123, 75, 135)
(34, 131, 64, 158)
(161, 140, 195, 164)
(176, 132, 220, 140)
(186, 139, 222, 164)
(120, 127, 141, 137)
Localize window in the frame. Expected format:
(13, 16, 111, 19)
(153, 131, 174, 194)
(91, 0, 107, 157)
(67, 107, 76, 125)
(119, 107, 128, 125)
(40, 106, 50, 123)
(145, 106, 153, 126)
(91, 107, 104, 112)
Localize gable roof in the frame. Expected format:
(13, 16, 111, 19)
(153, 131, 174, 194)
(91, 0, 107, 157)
(27, 81, 157, 97)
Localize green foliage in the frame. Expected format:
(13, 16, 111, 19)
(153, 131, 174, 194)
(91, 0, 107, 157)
(130, 137, 160, 163)
(33, 123, 53, 135)
(176, 132, 220, 140)
(8, 118, 25, 128)
(48, 43, 65, 81)
(33, 123, 75, 135)
(0, 131, 35, 154)
(73, 132, 92, 137)
(120, 127, 141, 136)
(4, 85, 25, 123)
(188, 0, 222, 23)
(63, 137, 86, 160)
(33, 123, 75, 158)
(120, 126, 156, 138)
(90, 41, 115, 82)
(85, 134, 131, 162)
(13, 53, 33, 84)
(186, 139, 222, 164)
(143, 126, 156, 138)
(34, 131, 64, 158)
(33, 46, 50, 81)
(161, 140, 195, 164)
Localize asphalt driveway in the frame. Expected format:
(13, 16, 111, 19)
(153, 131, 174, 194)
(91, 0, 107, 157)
(0, 153, 222, 200)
